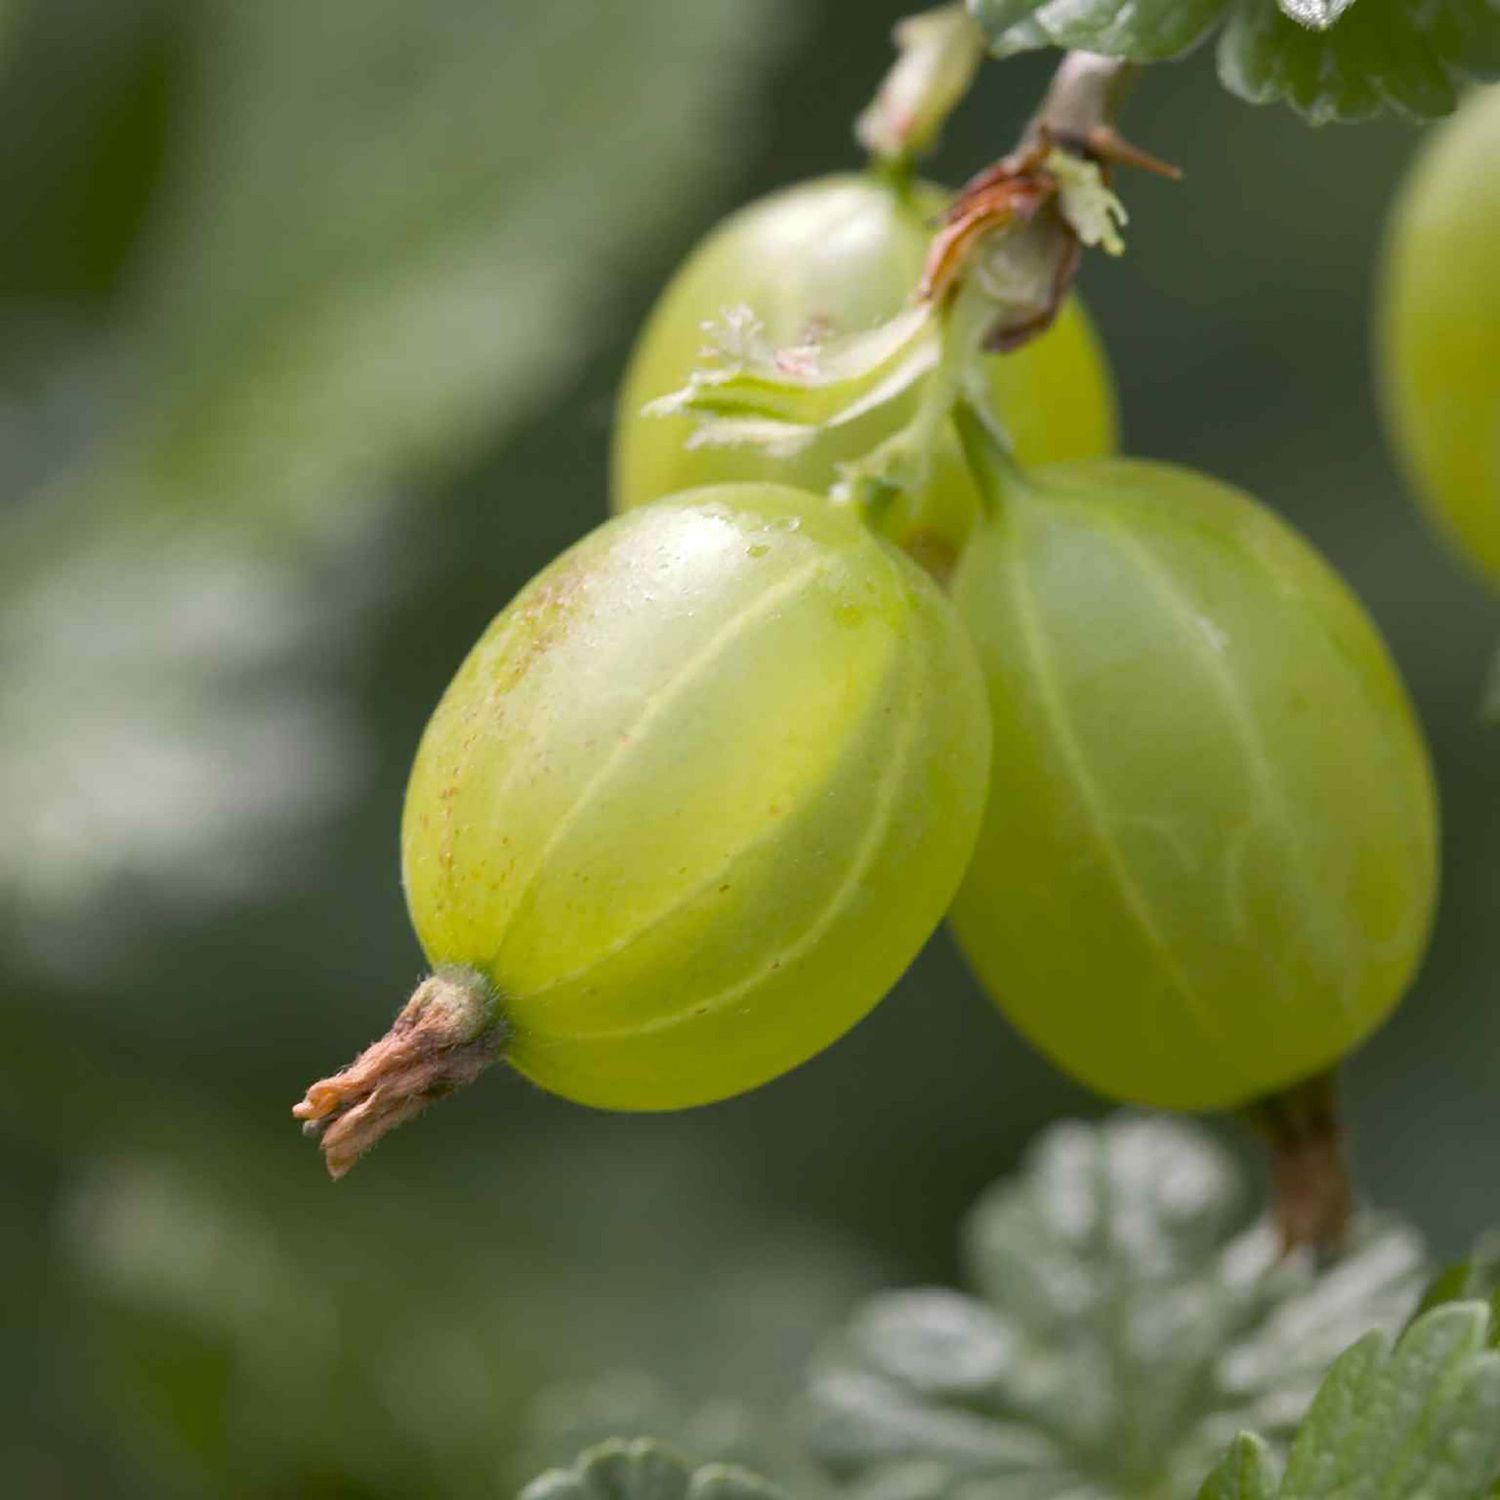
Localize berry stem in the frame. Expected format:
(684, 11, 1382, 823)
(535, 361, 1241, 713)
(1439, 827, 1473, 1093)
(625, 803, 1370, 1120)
(293, 966, 507, 1179)
(1024, 51, 1178, 178)
(1241, 1067, 1354, 1256)
(1029, 53, 1133, 155)
(846, 287, 995, 579)
(952, 392, 1032, 518)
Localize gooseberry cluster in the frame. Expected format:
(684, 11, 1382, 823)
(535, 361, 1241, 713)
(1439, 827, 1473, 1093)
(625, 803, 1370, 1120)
(297, 12, 1462, 1243)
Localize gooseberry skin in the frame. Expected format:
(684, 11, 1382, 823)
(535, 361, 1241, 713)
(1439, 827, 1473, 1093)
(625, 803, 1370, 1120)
(611, 174, 1118, 547)
(949, 459, 1438, 1111)
(401, 484, 990, 1111)
(1378, 84, 1500, 585)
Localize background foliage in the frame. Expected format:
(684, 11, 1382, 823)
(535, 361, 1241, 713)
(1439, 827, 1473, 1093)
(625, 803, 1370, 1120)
(970, 0, 1500, 121)
(1, 0, 1496, 1494)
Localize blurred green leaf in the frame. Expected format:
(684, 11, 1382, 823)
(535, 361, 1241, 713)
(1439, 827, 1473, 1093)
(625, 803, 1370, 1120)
(0, 513, 383, 981)
(805, 1114, 1426, 1499)
(1414, 1233, 1500, 1337)
(1195, 1433, 1279, 1500)
(521, 1376, 779, 1488)
(968, 0, 1227, 61)
(0, 1, 175, 308)
(518, 1370, 842, 1497)
(522, 1439, 790, 1500)
(1276, 0, 1359, 28)
(110, 0, 791, 524)
(1482, 640, 1500, 722)
(0, 0, 792, 973)
(57, 1128, 875, 1498)
(1218, 0, 1500, 122)
(966, 0, 1500, 119)
(1196, 1302, 1500, 1500)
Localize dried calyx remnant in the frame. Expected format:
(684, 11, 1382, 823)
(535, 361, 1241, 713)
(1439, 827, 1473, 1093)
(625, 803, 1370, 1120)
(920, 50, 1179, 351)
(294, 968, 506, 1178)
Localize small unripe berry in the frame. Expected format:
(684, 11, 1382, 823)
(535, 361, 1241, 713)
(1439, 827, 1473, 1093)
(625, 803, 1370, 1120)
(613, 173, 1117, 560)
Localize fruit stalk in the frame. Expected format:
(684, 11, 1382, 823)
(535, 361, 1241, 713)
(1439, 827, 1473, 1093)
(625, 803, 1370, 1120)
(847, 54, 1157, 563)
(1026, 50, 1184, 182)
(294, 967, 506, 1178)
(951, 392, 1029, 516)
(1027, 52, 1138, 162)
(1243, 1069, 1353, 1255)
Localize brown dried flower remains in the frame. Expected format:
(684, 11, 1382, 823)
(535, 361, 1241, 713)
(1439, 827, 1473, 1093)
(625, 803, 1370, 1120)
(293, 968, 505, 1178)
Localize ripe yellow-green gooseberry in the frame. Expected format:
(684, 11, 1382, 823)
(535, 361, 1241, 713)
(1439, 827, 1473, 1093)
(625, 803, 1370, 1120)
(611, 173, 1117, 556)
(948, 454, 1438, 1113)
(1378, 83, 1500, 585)
(296, 483, 990, 1175)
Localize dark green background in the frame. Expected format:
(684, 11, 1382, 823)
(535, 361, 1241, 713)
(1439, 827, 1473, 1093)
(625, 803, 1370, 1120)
(1, 1, 1494, 1493)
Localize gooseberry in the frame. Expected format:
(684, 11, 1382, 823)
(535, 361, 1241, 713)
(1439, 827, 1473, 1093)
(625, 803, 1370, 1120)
(947, 456, 1438, 1112)
(1377, 83, 1500, 586)
(297, 483, 990, 1173)
(611, 173, 1117, 554)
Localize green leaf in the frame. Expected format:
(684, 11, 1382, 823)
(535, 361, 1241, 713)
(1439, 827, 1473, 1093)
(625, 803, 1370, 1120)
(520, 1439, 790, 1500)
(1193, 1303, 1500, 1500)
(1414, 1235, 1500, 1341)
(804, 1115, 1426, 1499)
(1276, 0, 1360, 29)
(968, 0, 1229, 60)
(518, 1374, 803, 1492)
(966, 0, 1500, 120)
(1196, 1433, 1279, 1500)
(1218, 0, 1500, 122)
